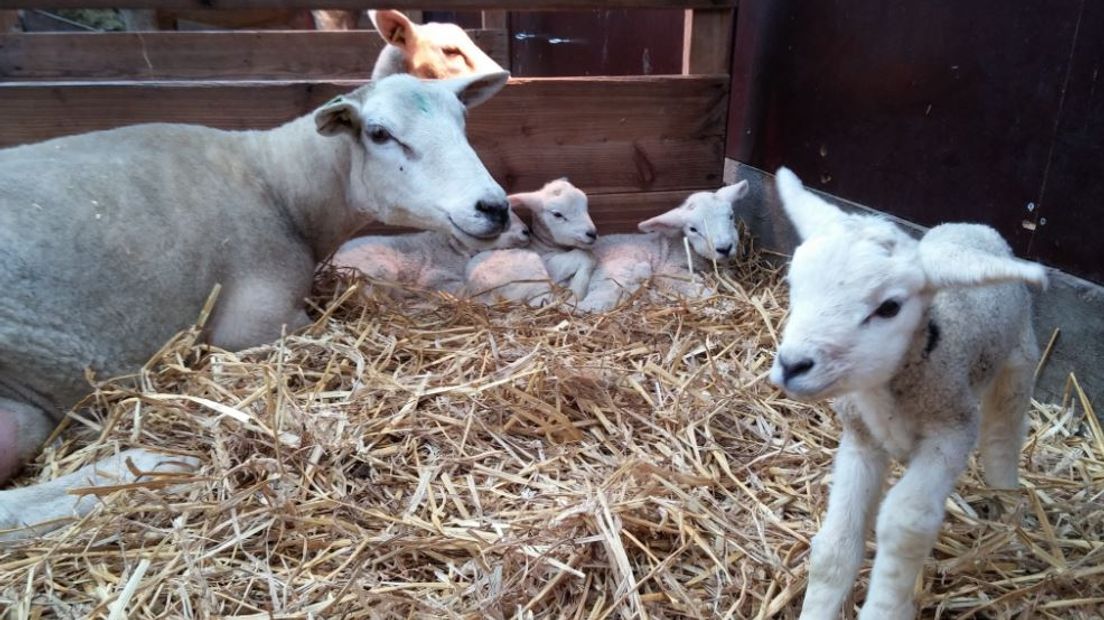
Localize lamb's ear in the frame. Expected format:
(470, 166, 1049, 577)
(315, 96, 361, 137)
(919, 237, 1048, 291)
(716, 180, 749, 204)
(775, 167, 845, 240)
(370, 10, 417, 49)
(639, 207, 688, 235)
(508, 191, 543, 213)
(438, 70, 510, 109)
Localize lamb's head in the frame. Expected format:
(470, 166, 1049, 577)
(638, 181, 748, 262)
(509, 178, 597, 249)
(370, 9, 504, 79)
(452, 207, 531, 254)
(315, 72, 511, 241)
(769, 167, 1048, 401)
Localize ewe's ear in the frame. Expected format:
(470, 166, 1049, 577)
(439, 70, 510, 109)
(716, 180, 749, 204)
(370, 10, 417, 49)
(919, 236, 1048, 291)
(775, 167, 845, 240)
(314, 96, 361, 137)
(639, 207, 688, 235)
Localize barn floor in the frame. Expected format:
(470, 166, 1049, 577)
(1, 251, 1101, 619)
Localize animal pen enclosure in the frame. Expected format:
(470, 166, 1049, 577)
(1, 1, 1102, 618)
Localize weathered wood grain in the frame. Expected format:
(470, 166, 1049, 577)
(0, 76, 728, 194)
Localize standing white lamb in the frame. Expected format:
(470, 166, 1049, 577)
(576, 182, 749, 313)
(333, 208, 531, 297)
(465, 179, 598, 306)
(769, 168, 1046, 620)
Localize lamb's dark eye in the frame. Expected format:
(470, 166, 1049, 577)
(552, 211, 565, 220)
(874, 299, 901, 319)
(689, 226, 699, 234)
(366, 126, 392, 145)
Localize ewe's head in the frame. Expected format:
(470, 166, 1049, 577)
(638, 182, 748, 262)
(509, 179, 598, 249)
(769, 167, 1047, 401)
(315, 72, 510, 240)
(370, 10, 504, 79)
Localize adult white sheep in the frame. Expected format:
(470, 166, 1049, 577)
(0, 71, 510, 541)
(770, 168, 1045, 620)
(334, 208, 531, 297)
(576, 182, 749, 313)
(465, 178, 598, 306)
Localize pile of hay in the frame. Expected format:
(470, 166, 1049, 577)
(1, 252, 1101, 619)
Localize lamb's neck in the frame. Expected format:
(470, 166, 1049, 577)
(657, 234, 709, 272)
(249, 116, 367, 262)
(530, 237, 568, 255)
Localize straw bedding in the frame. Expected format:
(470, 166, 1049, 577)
(1, 250, 1101, 619)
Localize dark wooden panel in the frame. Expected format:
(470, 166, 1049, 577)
(1029, 2, 1104, 283)
(0, 1, 738, 10)
(728, 0, 1087, 274)
(510, 9, 683, 77)
(0, 30, 507, 81)
(0, 75, 727, 194)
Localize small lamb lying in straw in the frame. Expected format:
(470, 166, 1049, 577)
(575, 181, 749, 313)
(770, 168, 1046, 620)
(332, 209, 531, 297)
(465, 178, 598, 306)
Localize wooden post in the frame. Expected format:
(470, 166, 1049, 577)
(682, 7, 734, 75)
(481, 10, 510, 72)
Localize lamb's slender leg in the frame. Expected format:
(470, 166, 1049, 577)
(800, 428, 889, 620)
(978, 344, 1035, 489)
(0, 448, 200, 543)
(859, 429, 976, 620)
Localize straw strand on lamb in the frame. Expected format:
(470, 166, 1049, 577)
(769, 167, 1046, 620)
(464, 178, 598, 306)
(576, 181, 749, 313)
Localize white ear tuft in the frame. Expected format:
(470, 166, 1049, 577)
(438, 70, 510, 109)
(919, 237, 1048, 291)
(775, 167, 845, 240)
(638, 207, 688, 235)
(716, 180, 749, 204)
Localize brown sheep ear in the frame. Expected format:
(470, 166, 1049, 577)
(314, 97, 361, 137)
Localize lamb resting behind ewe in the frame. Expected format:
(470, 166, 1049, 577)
(769, 167, 1046, 620)
(464, 178, 597, 306)
(333, 209, 530, 298)
(575, 181, 749, 313)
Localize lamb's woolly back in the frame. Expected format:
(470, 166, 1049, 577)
(335, 209, 529, 295)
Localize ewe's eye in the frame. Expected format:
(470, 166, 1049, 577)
(444, 47, 463, 57)
(689, 226, 699, 234)
(873, 299, 902, 319)
(552, 211, 565, 220)
(366, 126, 392, 145)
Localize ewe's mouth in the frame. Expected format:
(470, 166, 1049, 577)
(780, 378, 839, 402)
(449, 216, 501, 241)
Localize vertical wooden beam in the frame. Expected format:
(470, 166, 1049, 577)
(682, 7, 734, 75)
(481, 10, 511, 72)
(481, 10, 507, 30)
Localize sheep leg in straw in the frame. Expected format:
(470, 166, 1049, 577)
(978, 335, 1037, 489)
(800, 429, 889, 620)
(859, 428, 976, 620)
(0, 448, 199, 542)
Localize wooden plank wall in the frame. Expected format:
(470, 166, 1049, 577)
(0, 30, 508, 81)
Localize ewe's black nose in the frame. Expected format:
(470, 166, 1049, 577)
(475, 199, 509, 229)
(586, 230, 598, 241)
(781, 357, 815, 382)
(716, 244, 733, 256)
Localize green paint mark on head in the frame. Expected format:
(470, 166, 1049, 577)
(412, 92, 432, 115)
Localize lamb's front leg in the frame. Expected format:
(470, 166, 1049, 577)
(859, 429, 976, 619)
(544, 250, 596, 300)
(1, 449, 199, 542)
(800, 428, 889, 620)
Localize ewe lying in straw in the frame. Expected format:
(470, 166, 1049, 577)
(0, 248, 1098, 618)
